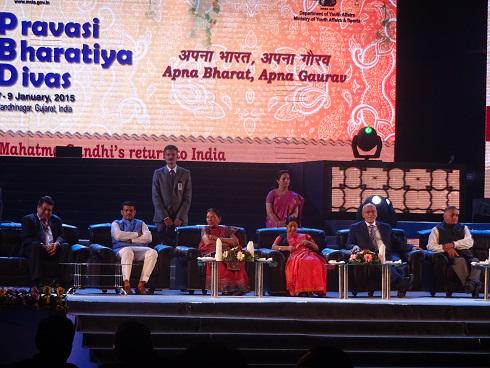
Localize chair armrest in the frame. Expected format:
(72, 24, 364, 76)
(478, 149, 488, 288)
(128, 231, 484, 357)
(321, 248, 343, 261)
(72, 244, 90, 263)
(406, 249, 424, 262)
(423, 250, 447, 263)
(255, 248, 285, 264)
(174, 245, 199, 260)
(89, 243, 116, 262)
(71, 243, 88, 252)
(154, 244, 174, 258)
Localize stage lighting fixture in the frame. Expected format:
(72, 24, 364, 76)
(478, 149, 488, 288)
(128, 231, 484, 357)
(351, 126, 382, 159)
(371, 195, 382, 205)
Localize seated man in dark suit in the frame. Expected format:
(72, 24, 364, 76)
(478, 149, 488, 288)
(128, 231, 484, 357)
(21, 196, 72, 289)
(346, 203, 413, 297)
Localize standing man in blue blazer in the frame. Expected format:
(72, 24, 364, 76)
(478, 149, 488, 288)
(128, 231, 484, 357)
(346, 203, 413, 297)
(152, 145, 192, 245)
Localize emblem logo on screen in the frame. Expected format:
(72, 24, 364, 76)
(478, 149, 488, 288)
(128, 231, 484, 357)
(318, 0, 336, 6)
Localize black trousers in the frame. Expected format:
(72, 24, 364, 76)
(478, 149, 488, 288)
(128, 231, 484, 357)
(157, 223, 177, 246)
(24, 242, 73, 287)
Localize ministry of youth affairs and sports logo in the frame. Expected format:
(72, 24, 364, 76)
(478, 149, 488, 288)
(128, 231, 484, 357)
(318, 0, 337, 6)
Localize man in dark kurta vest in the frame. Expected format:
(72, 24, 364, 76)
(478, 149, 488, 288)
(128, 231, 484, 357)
(427, 206, 481, 297)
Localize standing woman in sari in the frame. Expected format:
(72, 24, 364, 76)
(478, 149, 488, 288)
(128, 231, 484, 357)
(265, 170, 304, 228)
(198, 208, 249, 296)
(272, 216, 327, 296)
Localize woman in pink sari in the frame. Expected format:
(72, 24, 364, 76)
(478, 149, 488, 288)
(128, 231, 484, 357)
(265, 170, 304, 228)
(198, 208, 249, 296)
(272, 216, 327, 296)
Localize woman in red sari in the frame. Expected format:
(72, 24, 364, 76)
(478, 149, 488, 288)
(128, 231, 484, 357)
(198, 208, 249, 296)
(265, 170, 304, 227)
(272, 216, 327, 296)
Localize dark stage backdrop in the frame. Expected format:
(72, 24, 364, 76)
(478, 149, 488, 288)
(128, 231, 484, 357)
(0, 157, 326, 240)
(396, 0, 487, 206)
(0, 156, 466, 241)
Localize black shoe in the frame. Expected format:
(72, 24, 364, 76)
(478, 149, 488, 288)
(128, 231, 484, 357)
(396, 275, 414, 298)
(397, 290, 407, 298)
(471, 282, 481, 298)
(464, 280, 475, 293)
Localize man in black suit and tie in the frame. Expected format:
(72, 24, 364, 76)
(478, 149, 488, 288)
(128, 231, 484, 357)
(152, 145, 192, 245)
(21, 196, 72, 288)
(346, 203, 413, 297)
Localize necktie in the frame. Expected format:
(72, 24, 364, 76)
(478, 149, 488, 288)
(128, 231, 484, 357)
(369, 224, 378, 249)
(168, 169, 175, 210)
(40, 219, 49, 244)
(169, 169, 175, 190)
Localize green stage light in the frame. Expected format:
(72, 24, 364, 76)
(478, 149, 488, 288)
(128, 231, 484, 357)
(351, 125, 382, 159)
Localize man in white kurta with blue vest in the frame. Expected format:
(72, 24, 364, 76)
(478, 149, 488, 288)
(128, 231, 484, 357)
(111, 201, 157, 295)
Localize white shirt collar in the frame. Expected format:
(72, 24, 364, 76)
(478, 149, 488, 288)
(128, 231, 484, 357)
(365, 221, 377, 227)
(37, 214, 49, 223)
(166, 165, 178, 173)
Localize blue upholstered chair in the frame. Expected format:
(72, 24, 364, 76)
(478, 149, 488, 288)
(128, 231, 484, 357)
(417, 228, 490, 296)
(0, 222, 89, 287)
(324, 228, 424, 295)
(172, 225, 247, 294)
(88, 223, 173, 292)
(255, 227, 326, 296)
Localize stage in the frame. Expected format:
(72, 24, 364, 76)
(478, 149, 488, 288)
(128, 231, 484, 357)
(67, 290, 490, 367)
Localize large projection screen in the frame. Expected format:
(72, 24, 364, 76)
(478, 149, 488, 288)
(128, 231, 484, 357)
(0, 0, 396, 163)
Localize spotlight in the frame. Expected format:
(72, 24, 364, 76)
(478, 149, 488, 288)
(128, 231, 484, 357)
(351, 126, 382, 160)
(371, 195, 382, 205)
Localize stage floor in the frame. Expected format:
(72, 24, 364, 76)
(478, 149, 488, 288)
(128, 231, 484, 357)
(67, 289, 490, 368)
(67, 289, 490, 307)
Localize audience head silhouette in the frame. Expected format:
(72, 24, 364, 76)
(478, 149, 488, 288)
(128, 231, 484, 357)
(113, 321, 155, 364)
(24, 315, 75, 367)
(35, 314, 75, 364)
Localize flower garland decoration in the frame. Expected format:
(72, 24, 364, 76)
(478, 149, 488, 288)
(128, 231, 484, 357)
(222, 246, 256, 263)
(0, 286, 67, 312)
(348, 249, 380, 265)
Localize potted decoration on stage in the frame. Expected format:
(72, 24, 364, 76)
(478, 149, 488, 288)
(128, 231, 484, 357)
(348, 249, 381, 265)
(221, 241, 256, 271)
